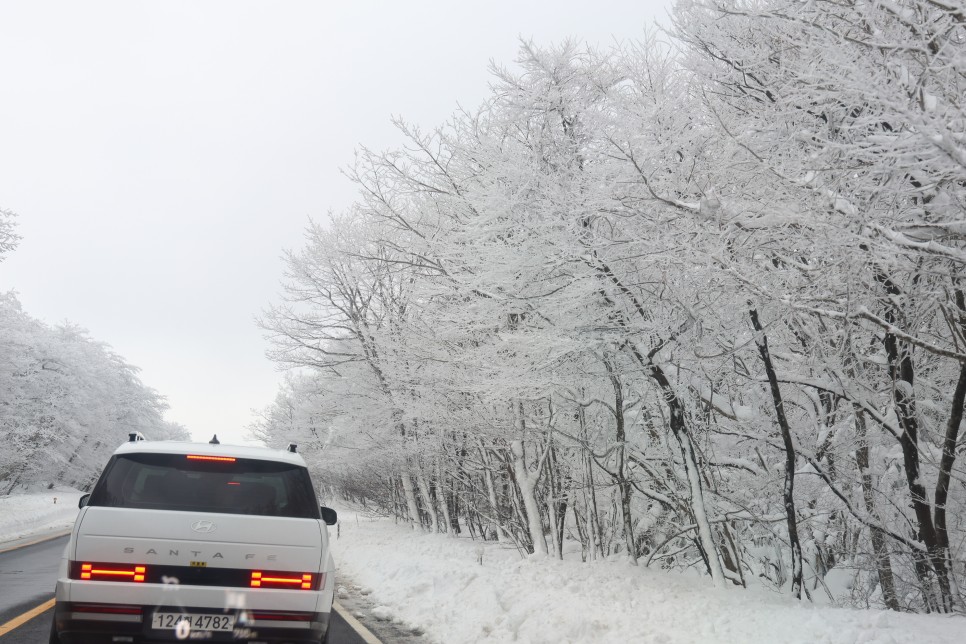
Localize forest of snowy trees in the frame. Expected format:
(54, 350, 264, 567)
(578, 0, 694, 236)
(253, 0, 966, 613)
(0, 208, 188, 494)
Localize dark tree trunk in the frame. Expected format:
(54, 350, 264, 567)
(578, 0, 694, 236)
(577, 401, 604, 559)
(933, 289, 966, 612)
(642, 357, 725, 586)
(877, 270, 952, 611)
(854, 410, 901, 611)
(603, 354, 637, 565)
(749, 307, 804, 599)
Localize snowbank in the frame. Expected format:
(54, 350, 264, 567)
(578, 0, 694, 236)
(331, 508, 965, 644)
(0, 488, 83, 544)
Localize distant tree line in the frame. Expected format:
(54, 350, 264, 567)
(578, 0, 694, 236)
(254, 1, 966, 613)
(0, 208, 188, 493)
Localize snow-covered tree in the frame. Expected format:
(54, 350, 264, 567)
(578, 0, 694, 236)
(259, 3, 966, 611)
(0, 215, 188, 492)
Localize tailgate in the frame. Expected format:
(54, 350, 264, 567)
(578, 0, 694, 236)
(74, 507, 323, 572)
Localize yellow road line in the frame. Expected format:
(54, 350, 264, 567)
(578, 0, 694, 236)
(0, 530, 71, 554)
(0, 597, 55, 636)
(333, 601, 383, 644)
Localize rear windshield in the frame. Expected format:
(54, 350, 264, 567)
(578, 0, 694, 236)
(88, 453, 321, 519)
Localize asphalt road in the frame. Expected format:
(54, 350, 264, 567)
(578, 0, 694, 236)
(0, 535, 376, 644)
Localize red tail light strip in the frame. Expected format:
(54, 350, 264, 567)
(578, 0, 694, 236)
(79, 563, 146, 582)
(71, 562, 323, 590)
(250, 571, 316, 590)
(186, 454, 236, 462)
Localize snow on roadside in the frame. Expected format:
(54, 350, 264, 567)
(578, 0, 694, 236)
(0, 487, 83, 544)
(331, 507, 965, 644)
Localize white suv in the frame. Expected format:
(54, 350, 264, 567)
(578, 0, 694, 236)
(51, 436, 337, 643)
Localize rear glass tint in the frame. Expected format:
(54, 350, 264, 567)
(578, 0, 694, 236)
(88, 453, 321, 519)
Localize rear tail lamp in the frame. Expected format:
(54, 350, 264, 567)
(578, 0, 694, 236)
(248, 611, 313, 622)
(250, 571, 321, 590)
(75, 563, 147, 582)
(71, 604, 143, 615)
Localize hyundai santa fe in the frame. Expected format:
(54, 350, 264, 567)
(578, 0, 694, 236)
(50, 435, 338, 643)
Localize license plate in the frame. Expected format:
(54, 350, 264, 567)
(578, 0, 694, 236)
(151, 612, 235, 632)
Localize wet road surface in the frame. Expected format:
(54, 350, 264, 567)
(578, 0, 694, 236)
(0, 535, 383, 643)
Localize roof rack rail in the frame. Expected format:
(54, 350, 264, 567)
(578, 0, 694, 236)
(128, 432, 146, 442)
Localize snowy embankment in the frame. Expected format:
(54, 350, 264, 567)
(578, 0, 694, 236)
(0, 487, 83, 544)
(332, 507, 965, 644)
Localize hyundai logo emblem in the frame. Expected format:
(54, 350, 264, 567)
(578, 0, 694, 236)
(190, 520, 217, 534)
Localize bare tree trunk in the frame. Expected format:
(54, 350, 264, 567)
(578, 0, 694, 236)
(554, 484, 568, 559)
(53, 433, 88, 487)
(749, 308, 803, 599)
(511, 437, 548, 557)
(479, 442, 508, 542)
(572, 496, 589, 562)
(577, 401, 604, 560)
(400, 469, 422, 531)
(584, 237, 721, 579)
(5, 462, 28, 495)
(604, 354, 638, 565)
(437, 460, 455, 536)
(415, 471, 439, 533)
(389, 476, 402, 522)
(546, 488, 561, 559)
(544, 444, 563, 560)
(720, 523, 746, 588)
(502, 454, 532, 552)
(933, 288, 966, 613)
(878, 270, 952, 610)
(854, 409, 901, 611)
(645, 360, 726, 588)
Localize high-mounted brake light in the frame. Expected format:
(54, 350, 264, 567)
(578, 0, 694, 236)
(79, 563, 147, 582)
(227, 481, 241, 485)
(186, 454, 236, 462)
(250, 571, 316, 590)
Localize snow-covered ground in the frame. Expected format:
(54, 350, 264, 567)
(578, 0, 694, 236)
(2, 492, 962, 643)
(0, 487, 83, 544)
(332, 507, 966, 644)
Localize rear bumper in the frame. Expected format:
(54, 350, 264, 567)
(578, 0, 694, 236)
(53, 601, 330, 644)
(53, 577, 333, 643)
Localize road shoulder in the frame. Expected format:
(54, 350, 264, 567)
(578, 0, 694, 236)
(0, 527, 71, 554)
(335, 574, 431, 644)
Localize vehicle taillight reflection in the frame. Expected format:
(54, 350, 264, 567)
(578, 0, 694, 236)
(249, 611, 313, 621)
(79, 563, 146, 582)
(72, 604, 143, 615)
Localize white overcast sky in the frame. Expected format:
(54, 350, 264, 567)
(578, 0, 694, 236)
(0, 0, 673, 445)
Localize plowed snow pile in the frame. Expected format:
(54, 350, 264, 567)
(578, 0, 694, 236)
(331, 508, 965, 644)
(0, 487, 83, 544)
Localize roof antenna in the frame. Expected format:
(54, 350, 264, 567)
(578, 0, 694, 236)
(210, 434, 220, 445)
